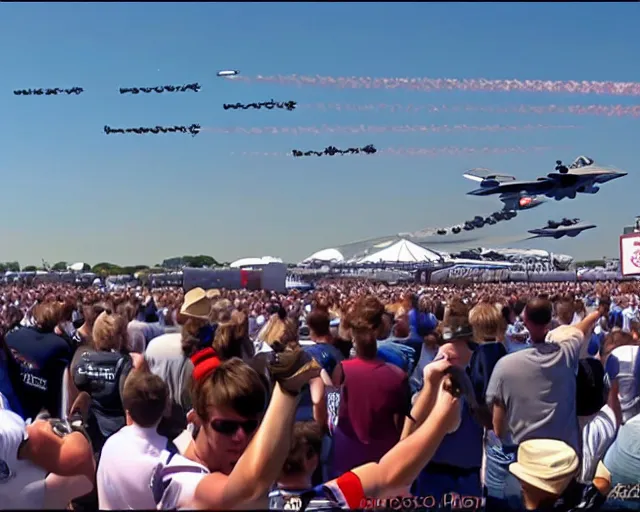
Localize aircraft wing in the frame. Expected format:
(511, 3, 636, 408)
(545, 173, 582, 185)
(463, 168, 517, 183)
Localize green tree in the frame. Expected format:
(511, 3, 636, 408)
(183, 255, 219, 268)
(4, 262, 20, 272)
(82, 263, 91, 272)
(91, 262, 124, 276)
(52, 261, 68, 271)
(121, 265, 150, 275)
(23, 265, 37, 272)
(162, 255, 219, 269)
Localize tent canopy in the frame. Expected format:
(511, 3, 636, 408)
(358, 239, 441, 264)
(303, 248, 345, 263)
(230, 256, 283, 268)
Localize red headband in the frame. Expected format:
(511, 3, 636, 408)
(191, 347, 221, 382)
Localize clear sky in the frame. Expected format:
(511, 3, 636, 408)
(1, 2, 638, 266)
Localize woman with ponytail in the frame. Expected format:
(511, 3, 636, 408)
(330, 296, 410, 479)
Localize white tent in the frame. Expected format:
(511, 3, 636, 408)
(302, 248, 345, 263)
(229, 256, 283, 268)
(358, 239, 441, 264)
(68, 262, 86, 272)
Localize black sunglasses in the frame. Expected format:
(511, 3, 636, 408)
(210, 418, 259, 436)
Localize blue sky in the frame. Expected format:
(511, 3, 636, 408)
(0, 2, 638, 266)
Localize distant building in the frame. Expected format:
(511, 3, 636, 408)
(622, 216, 640, 234)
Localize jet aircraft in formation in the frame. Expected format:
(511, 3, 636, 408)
(463, 156, 626, 210)
(528, 218, 597, 239)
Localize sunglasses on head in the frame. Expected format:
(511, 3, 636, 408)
(210, 418, 259, 436)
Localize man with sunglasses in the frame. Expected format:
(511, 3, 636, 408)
(152, 350, 322, 510)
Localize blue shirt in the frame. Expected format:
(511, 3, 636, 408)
(377, 341, 415, 374)
(304, 343, 344, 378)
(0, 355, 24, 417)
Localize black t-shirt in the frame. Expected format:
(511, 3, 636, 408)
(71, 348, 133, 456)
(5, 326, 73, 420)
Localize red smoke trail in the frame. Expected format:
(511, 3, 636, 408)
(299, 103, 640, 118)
(230, 145, 560, 157)
(202, 124, 575, 135)
(245, 75, 640, 96)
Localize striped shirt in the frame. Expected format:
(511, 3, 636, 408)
(269, 472, 365, 511)
(268, 488, 334, 511)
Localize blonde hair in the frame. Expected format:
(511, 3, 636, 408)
(468, 302, 505, 342)
(93, 312, 129, 352)
(258, 315, 287, 345)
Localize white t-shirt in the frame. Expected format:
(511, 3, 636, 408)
(606, 345, 640, 423)
(0, 407, 47, 509)
(622, 307, 638, 333)
(579, 405, 619, 483)
(97, 424, 169, 510)
(152, 450, 209, 510)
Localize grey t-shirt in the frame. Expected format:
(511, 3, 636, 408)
(145, 333, 193, 411)
(486, 326, 583, 455)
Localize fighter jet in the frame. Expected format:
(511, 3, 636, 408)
(528, 218, 596, 239)
(464, 156, 627, 209)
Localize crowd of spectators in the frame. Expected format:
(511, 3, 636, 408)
(1, 278, 639, 511)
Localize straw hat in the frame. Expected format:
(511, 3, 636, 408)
(180, 288, 212, 319)
(509, 439, 578, 495)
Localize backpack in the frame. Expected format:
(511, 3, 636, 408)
(72, 349, 133, 453)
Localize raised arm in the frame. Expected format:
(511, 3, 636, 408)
(20, 420, 95, 482)
(401, 357, 451, 439)
(576, 301, 609, 339)
(310, 376, 328, 429)
(194, 352, 321, 509)
(337, 373, 460, 499)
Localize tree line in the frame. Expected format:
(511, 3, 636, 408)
(0, 255, 221, 276)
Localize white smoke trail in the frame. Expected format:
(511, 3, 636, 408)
(298, 103, 640, 118)
(202, 124, 576, 135)
(240, 74, 640, 96)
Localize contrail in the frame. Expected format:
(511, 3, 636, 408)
(230, 145, 561, 157)
(298, 103, 640, 118)
(237, 74, 640, 96)
(202, 124, 576, 136)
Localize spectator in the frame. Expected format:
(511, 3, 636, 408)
(97, 371, 170, 509)
(269, 421, 331, 510)
(411, 299, 484, 503)
(508, 439, 579, 511)
(487, 300, 604, 455)
(151, 350, 321, 509)
(598, 413, 640, 487)
(71, 311, 143, 457)
(0, 396, 95, 509)
(6, 301, 72, 420)
(331, 296, 410, 479)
